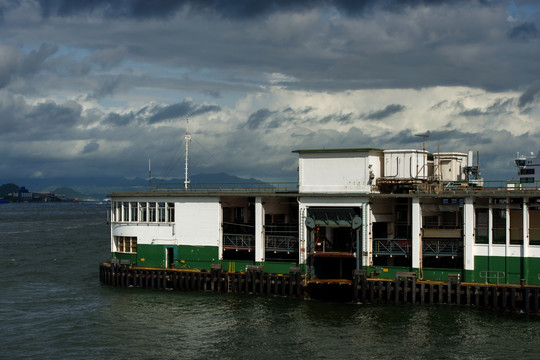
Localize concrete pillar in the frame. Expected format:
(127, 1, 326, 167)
(298, 204, 308, 265)
(523, 198, 529, 283)
(411, 198, 422, 275)
(362, 202, 371, 268)
(463, 198, 475, 281)
(255, 197, 265, 264)
(488, 200, 493, 256)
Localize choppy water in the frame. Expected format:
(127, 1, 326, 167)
(1, 203, 540, 360)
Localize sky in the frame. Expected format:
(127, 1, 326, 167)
(0, 0, 539, 184)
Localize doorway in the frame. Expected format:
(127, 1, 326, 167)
(166, 247, 175, 268)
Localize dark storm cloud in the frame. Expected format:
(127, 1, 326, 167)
(80, 141, 99, 154)
(20, 43, 58, 74)
(104, 112, 137, 127)
(88, 76, 123, 100)
(244, 108, 275, 130)
(509, 22, 539, 40)
(28, 100, 82, 126)
(0, 97, 86, 142)
(460, 108, 485, 117)
(459, 97, 514, 117)
(320, 112, 353, 124)
(18, 1, 536, 94)
(36, 0, 477, 19)
(284, 106, 314, 115)
(365, 104, 405, 120)
(148, 100, 220, 124)
(519, 80, 540, 108)
(0, 43, 58, 89)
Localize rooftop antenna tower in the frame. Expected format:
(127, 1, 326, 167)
(184, 118, 191, 190)
(415, 132, 430, 180)
(148, 158, 152, 191)
(414, 132, 430, 152)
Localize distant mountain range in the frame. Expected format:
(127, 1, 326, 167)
(0, 173, 267, 201)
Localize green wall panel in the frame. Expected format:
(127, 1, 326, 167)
(137, 244, 166, 268)
(525, 257, 540, 286)
(421, 268, 463, 282)
(111, 252, 137, 264)
(472, 256, 540, 285)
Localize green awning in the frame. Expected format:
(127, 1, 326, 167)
(306, 207, 361, 228)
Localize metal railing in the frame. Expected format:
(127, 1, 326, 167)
(480, 270, 506, 284)
(265, 235, 298, 253)
(373, 238, 411, 256)
(440, 180, 540, 192)
(423, 238, 463, 257)
(152, 182, 299, 193)
(223, 234, 255, 250)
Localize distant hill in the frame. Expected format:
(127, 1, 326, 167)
(0, 183, 19, 197)
(0, 173, 268, 200)
(52, 187, 93, 201)
(153, 172, 267, 190)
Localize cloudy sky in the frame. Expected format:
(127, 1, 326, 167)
(0, 0, 539, 184)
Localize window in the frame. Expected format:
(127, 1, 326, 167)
(520, 168, 535, 175)
(158, 202, 166, 222)
(139, 202, 147, 222)
(509, 209, 523, 245)
(520, 177, 534, 184)
(114, 201, 122, 222)
(149, 202, 156, 222)
(116, 236, 137, 253)
(130, 202, 138, 222)
(167, 203, 175, 222)
(492, 209, 506, 244)
(475, 209, 488, 244)
(112, 201, 174, 223)
(123, 202, 129, 221)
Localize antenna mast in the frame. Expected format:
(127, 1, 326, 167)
(184, 119, 191, 190)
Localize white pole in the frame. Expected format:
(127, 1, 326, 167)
(184, 119, 191, 190)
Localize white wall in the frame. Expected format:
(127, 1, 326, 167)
(384, 150, 428, 180)
(176, 197, 221, 248)
(434, 152, 467, 182)
(298, 151, 382, 193)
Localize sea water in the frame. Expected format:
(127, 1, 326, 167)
(1, 202, 540, 360)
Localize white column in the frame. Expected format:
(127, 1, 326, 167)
(463, 198, 475, 273)
(411, 198, 422, 272)
(523, 198, 530, 283)
(218, 203, 223, 260)
(505, 201, 510, 256)
(254, 197, 265, 263)
(523, 198, 529, 256)
(488, 201, 493, 257)
(298, 204, 307, 265)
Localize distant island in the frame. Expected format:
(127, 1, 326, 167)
(0, 183, 93, 203)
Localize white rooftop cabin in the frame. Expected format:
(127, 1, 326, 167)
(383, 149, 430, 180)
(293, 148, 384, 193)
(433, 152, 468, 182)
